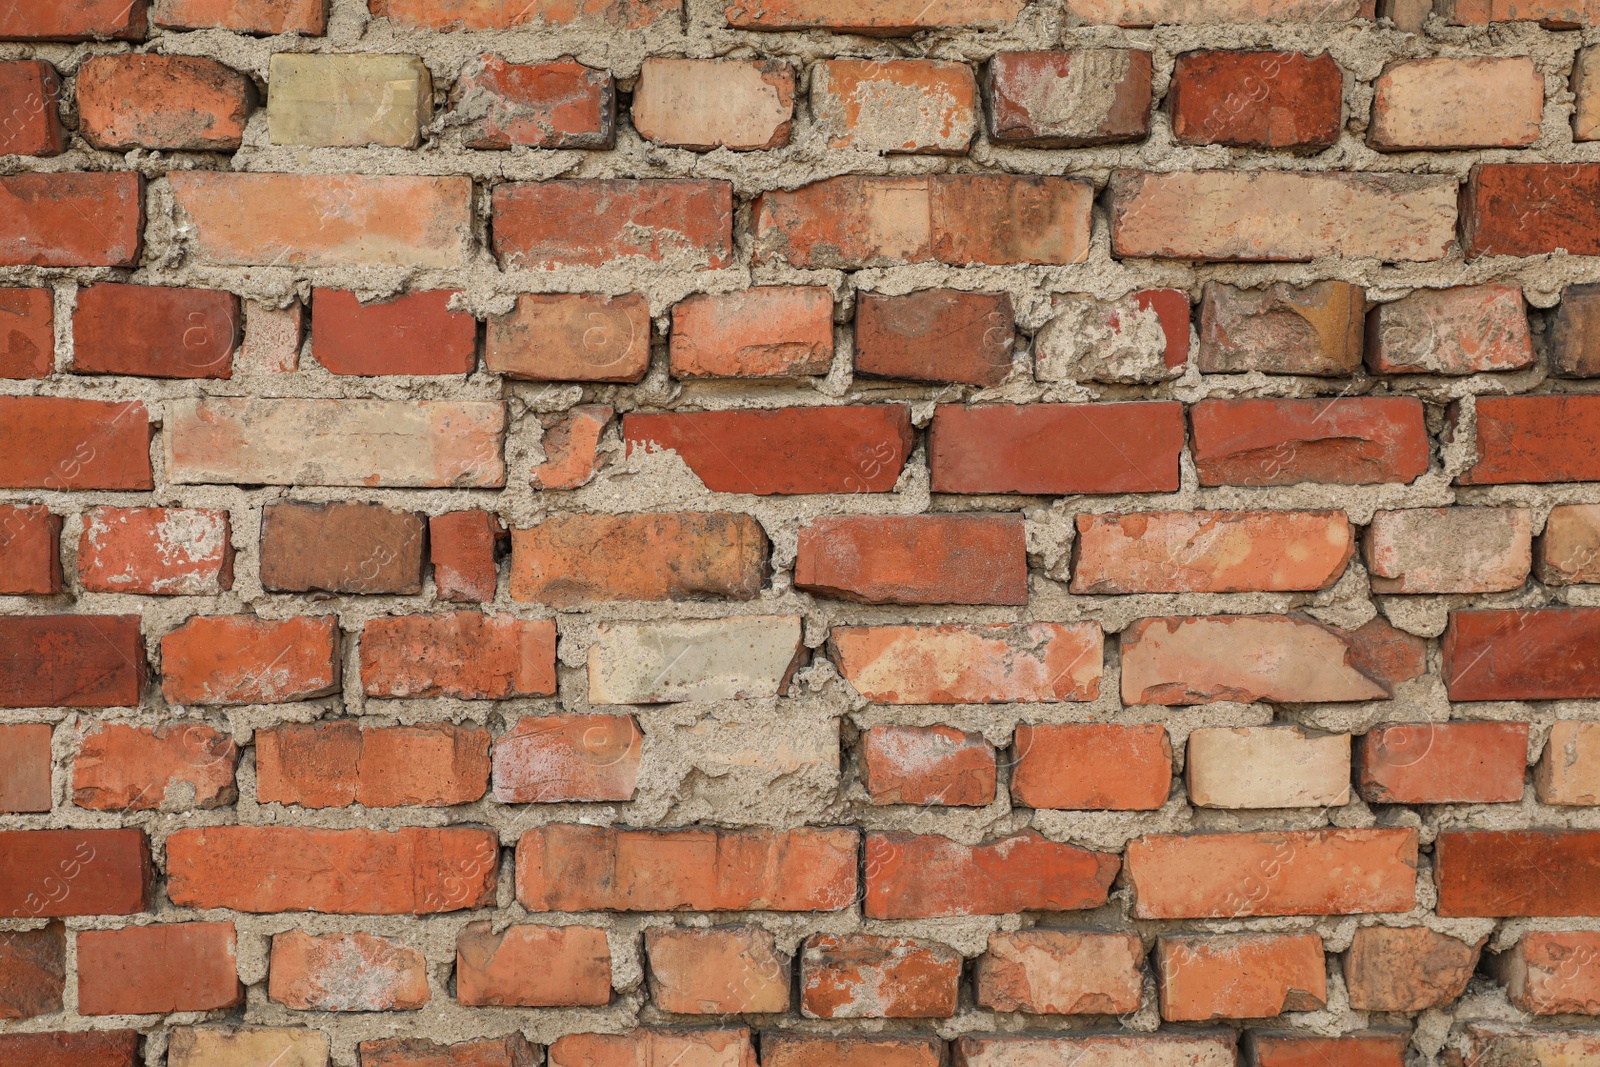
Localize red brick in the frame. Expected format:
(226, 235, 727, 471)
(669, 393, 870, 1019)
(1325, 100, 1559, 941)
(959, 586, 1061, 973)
(1157, 933, 1326, 1021)
(1549, 282, 1600, 377)
(861, 725, 996, 806)
(0, 504, 61, 594)
(930, 401, 1184, 494)
(494, 179, 733, 269)
(958, 1035, 1237, 1067)
(360, 1035, 536, 1067)
(517, 824, 857, 912)
(76, 55, 252, 151)
(0, 287, 53, 378)
(529, 405, 608, 490)
(762, 1035, 942, 1067)
(71, 283, 237, 379)
(73, 722, 238, 811)
(160, 614, 340, 706)
(452, 55, 613, 148)
(1012, 723, 1172, 811)
(1371, 57, 1543, 150)
(1443, 607, 1600, 700)
(1034, 288, 1190, 383)
(795, 514, 1027, 606)
(986, 49, 1151, 146)
(371, 0, 679, 29)
(457, 922, 610, 1007)
(311, 289, 475, 376)
(755, 174, 1092, 268)
(1494, 930, 1600, 1014)
(634, 58, 795, 151)
(1367, 285, 1535, 374)
(430, 511, 503, 602)
(1069, 0, 1374, 22)
(167, 825, 498, 914)
(270, 930, 428, 1011)
(1436, 830, 1600, 916)
(0, 173, 143, 266)
(0, 61, 65, 155)
(0, 615, 144, 708)
(487, 292, 651, 383)
(1198, 280, 1363, 376)
(361, 613, 556, 700)
(670, 287, 833, 379)
(865, 830, 1119, 919)
(492, 715, 642, 803)
(0, 0, 148, 39)
(153, 0, 329, 33)
(645, 926, 789, 1014)
(256, 721, 491, 808)
(169, 172, 472, 268)
(831, 622, 1101, 704)
(1343, 925, 1479, 1012)
(727, 0, 1022, 30)
(0, 1032, 141, 1067)
(811, 59, 974, 154)
(79, 506, 234, 595)
(1169, 51, 1341, 149)
(624, 406, 913, 495)
(1463, 164, 1600, 258)
(77, 922, 241, 1015)
(854, 289, 1014, 386)
(1246, 1033, 1406, 1067)
(1073, 510, 1352, 594)
(260, 501, 425, 594)
(1356, 721, 1528, 804)
(511, 512, 767, 607)
(1460, 395, 1600, 484)
(0, 829, 151, 916)
(0, 920, 63, 1019)
(975, 930, 1144, 1015)
(0, 398, 151, 490)
(548, 1030, 755, 1067)
(1126, 829, 1418, 919)
(801, 934, 960, 1018)
(0, 723, 52, 813)
(1190, 397, 1429, 486)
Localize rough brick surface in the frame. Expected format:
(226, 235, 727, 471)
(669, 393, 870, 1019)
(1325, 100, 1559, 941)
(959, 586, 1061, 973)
(795, 514, 1027, 605)
(1197, 280, 1363, 376)
(1436, 831, 1600, 916)
(646, 926, 789, 1014)
(256, 721, 491, 808)
(1357, 721, 1528, 804)
(975, 930, 1144, 1014)
(633, 58, 794, 151)
(1370, 57, 1543, 150)
(73, 722, 239, 811)
(77, 922, 242, 1015)
(0, 173, 144, 267)
(0, 61, 65, 156)
(672, 287, 833, 379)
(456, 923, 610, 1007)
(865, 831, 1120, 918)
(1157, 933, 1327, 1021)
(1343, 926, 1480, 1012)
(831, 622, 1101, 703)
(811, 59, 976, 154)
(452, 56, 614, 149)
(1169, 51, 1342, 150)
(0, 504, 62, 594)
(854, 289, 1014, 386)
(79, 506, 234, 595)
(0, 615, 145, 708)
(0, 829, 152, 916)
(1073, 510, 1352, 593)
(0, 920, 64, 1019)
(161, 614, 339, 706)
(987, 49, 1151, 146)
(0, 723, 53, 813)
(311, 289, 475, 376)
(1011, 723, 1172, 810)
(77, 55, 253, 151)
(361, 613, 556, 699)
(0, 287, 54, 378)
(1191, 397, 1429, 486)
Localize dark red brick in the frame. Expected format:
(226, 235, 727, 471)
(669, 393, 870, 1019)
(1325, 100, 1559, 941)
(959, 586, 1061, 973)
(1463, 163, 1600, 258)
(854, 289, 1014, 386)
(1459, 395, 1600, 484)
(0, 1032, 141, 1067)
(0, 173, 144, 267)
(77, 922, 242, 1015)
(0, 921, 64, 1019)
(1191, 397, 1429, 486)
(260, 500, 426, 594)
(72, 283, 238, 379)
(430, 510, 504, 602)
(1169, 51, 1343, 149)
(1549, 282, 1600, 378)
(0, 829, 151, 916)
(0, 60, 66, 156)
(0, 397, 153, 490)
(311, 288, 476, 376)
(796, 514, 1028, 605)
(0, 287, 53, 378)
(0, 616, 144, 708)
(1437, 830, 1600, 916)
(1443, 607, 1600, 701)
(0, 505, 62, 595)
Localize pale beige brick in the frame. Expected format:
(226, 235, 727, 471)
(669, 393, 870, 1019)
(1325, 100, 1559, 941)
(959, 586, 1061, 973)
(1186, 727, 1351, 809)
(268, 54, 432, 148)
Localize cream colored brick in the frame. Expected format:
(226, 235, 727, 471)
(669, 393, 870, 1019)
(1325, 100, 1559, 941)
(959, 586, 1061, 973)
(268, 54, 432, 148)
(632, 58, 794, 151)
(588, 616, 805, 704)
(1186, 726, 1351, 809)
(1574, 47, 1600, 141)
(1537, 504, 1600, 585)
(239, 300, 302, 374)
(169, 1027, 328, 1067)
(1370, 57, 1543, 150)
(1537, 720, 1600, 805)
(1365, 507, 1533, 594)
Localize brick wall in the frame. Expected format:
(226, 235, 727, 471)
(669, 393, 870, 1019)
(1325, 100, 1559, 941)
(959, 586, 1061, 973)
(3, 0, 1600, 1065)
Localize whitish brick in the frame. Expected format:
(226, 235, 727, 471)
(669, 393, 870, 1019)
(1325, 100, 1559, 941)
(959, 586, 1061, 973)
(1575, 46, 1600, 141)
(1537, 504, 1600, 585)
(1370, 57, 1543, 150)
(830, 622, 1102, 704)
(1035, 291, 1187, 384)
(1537, 720, 1600, 805)
(632, 58, 794, 150)
(588, 616, 804, 704)
(975, 931, 1144, 1015)
(268, 54, 432, 148)
(1186, 727, 1352, 809)
(1365, 508, 1532, 594)
(240, 301, 302, 373)
(1067, 0, 1372, 23)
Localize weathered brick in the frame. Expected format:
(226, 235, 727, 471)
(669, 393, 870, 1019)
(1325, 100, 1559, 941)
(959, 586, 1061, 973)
(1126, 829, 1418, 918)
(0, 1032, 141, 1067)
(1451, 1027, 1600, 1067)
(1443, 607, 1600, 700)
(260, 501, 424, 594)
(1068, 0, 1373, 23)
(1186, 726, 1351, 809)
(360, 1036, 536, 1067)
(532, 405, 612, 490)
(1371, 57, 1542, 150)
(1109, 170, 1457, 261)
(1366, 284, 1533, 374)
(625, 406, 913, 495)
(930, 401, 1185, 495)
(270, 930, 427, 1011)
(812, 59, 975, 154)
(0, 723, 52, 812)
(518, 826, 857, 912)
(1246, 1033, 1406, 1067)
(0, 615, 145, 708)
(1537, 719, 1600, 805)
(268, 54, 430, 147)
(634, 58, 793, 150)
(456, 923, 610, 1007)
(169, 1028, 327, 1067)
(1343, 925, 1479, 1012)
(755, 174, 1093, 268)
(1356, 721, 1528, 804)
(494, 180, 733, 269)
(1157, 933, 1326, 1021)
(1191, 397, 1429, 486)
(371, 0, 679, 29)
(1550, 285, 1600, 377)
(0, 504, 61, 595)
(169, 173, 472, 268)
(1446, 0, 1594, 23)
(239, 299, 303, 373)
(547, 1030, 755, 1067)
(1437, 830, 1600, 916)
(986, 49, 1150, 146)
(160, 614, 339, 706)
(671, 287, 832, 379)
(0, 173, 144, 267)
(865, 831, 1119, 919)
(0, 921, 63, 1019)
(0, 61, 65, 156)
(1459, 395, 1600, 484)
(79, 507, 233, 596)
(77, 55, 252, 151)
(511, 512, 767, 606)
(854, 289, 1014, 386)
(588, 616, 802, 704)
(1012, 723, 1172, 811)
(256, 721, 491, 808)
(762, 1035, 941, 1067)
(1494, 930, 1600, 1014)
(974, 930, 1143, 1015)
(487, 293, 651, 383)
(1365, 507, 1532, 593)
(72, 283, 237, 379)
(860, 725, 996, 806)
(1122, 614, 1423, 705)
(0, 0, 148, 39)
(492, 715, 643, 803)
(73, 722, 238, 811)
(1575, 46, 1600, 141)
(0, 829, 151, 916)
(311, 289, 475, 376)
(795, 514, 1027, 605)
(153, 0, 328, 34)
(1197, 280, 1363, 376)
(167, 825, 498, 914)
(362, 613, 555, 700)
(1462, 164, 1600, 258)
(956, 1034, 1237, 1067)
(452, 55, 613, 148)
(1033, 289, 1189, 383)
(430, 511, 502, 602)
(831, 622, 1101, 704)
(1073, 510, 1353, 594)
(0, 288, 53, 378)
(801, 934, 960, 1018)
(1169, 51, 1341, 150)
(77, 922, 241, 1015)
(645, 926, 790, 1014)
(727, 0, 1022, 30)
(166, 398, 505, 488)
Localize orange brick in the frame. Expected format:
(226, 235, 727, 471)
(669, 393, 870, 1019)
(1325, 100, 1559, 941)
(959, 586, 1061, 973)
(975, 930, 1144, 1015)
(160, 614, 340, 706)
(493, 180, 733, 269)
(361, 613, 556, 700)
(1343, 925, 1479, 1011)
(811, 59, 975, 153)
(0, 505, 61, 595)
(861, 725, 996, 806)
(532, 405, 613, 490)
(0, 61, 65, 156)
(761, 1036, 941, 1067)
(1370, 57, 1542, 150)
(1495, 930, 1600, 1014)
(1246, 1033, 1406, 1067)
(1157, 933, 1325, 1021)
(487, 293, 651, 383)
(78, 507, 234, 595)
(0, 723, 52, 813)
(547, 1030, 755, 1067)
(76, 922, 241, 1016)
(153, 0, 329, 33)
(801, 934, 960, 1018)
(1011, 723, 1172, 811)
(645, 926, 789, 1014)
(832, 622, 1101, 704)
(0, 0, 148, 40)
(256, 721, 490, 808)
(311, 289, 476, 376)
(1073, 510, 1352, 593)
(73, 722, 238, 811)
(360, 1035, 536, 1067)
(795, 514, 1027, 605)
(670, 287, 833, 379)
(492, 715, 642, 803)
(727, 0, 1023, 30)
(269, 930, 428, 1011)
(866, 831, 1119, 918)
(429, 511, 503, 602)
(260, 501, 424, 594)
(957, 1034, 1237, 1067)
(0, 174, 144, 267)
(456, 923, 611, 1007)
(76, 55, 252, 151)
(1356, 721, 1528, 804)
(72, 283, 237, 379)
(1191, 397, 1429, 486)
(451, 55, 614, 149)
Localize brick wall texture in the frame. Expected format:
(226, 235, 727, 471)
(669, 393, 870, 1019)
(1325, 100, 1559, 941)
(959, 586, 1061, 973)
(7, 0, 1600, 1065)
